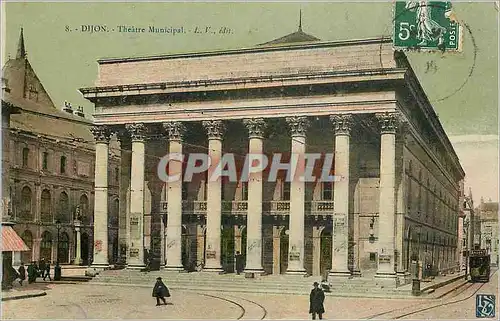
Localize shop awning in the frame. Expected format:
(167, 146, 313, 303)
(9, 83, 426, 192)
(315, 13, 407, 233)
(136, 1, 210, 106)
(1, 225, 30, 252)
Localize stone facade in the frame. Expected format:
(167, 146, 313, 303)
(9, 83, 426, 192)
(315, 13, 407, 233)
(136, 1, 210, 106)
(2, 29, 120, 266)
(80, 31, 465, 284)
(478, 199, 499, 266)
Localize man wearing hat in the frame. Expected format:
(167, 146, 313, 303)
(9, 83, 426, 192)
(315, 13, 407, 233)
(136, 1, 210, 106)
(309, 281, 325, 320)
(152, 277, 170, 306)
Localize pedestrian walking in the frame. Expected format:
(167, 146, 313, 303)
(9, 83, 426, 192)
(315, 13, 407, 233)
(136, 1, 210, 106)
(39, 258, 46, 279)
(235, 251, 244, 275)
(309, 281, 325, 320)
(43, 262, 52, 281)
(152, 277, 170, 306)
(18, 262, 26, 286)
(27, 261, 37, 284)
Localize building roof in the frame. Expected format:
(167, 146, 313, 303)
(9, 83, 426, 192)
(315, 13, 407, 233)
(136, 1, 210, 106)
(258, 29, 320, 46)
(2, 28, 99, 150)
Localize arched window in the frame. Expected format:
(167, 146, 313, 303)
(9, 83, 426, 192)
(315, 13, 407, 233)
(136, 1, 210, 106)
(58, 192, 70, 223)
(20, 186, 33, 221)
(22, 147, 29, 167)
(41, 189, 52, 222)
(60, 156, 67, 174)
(79, 194, 90, 224)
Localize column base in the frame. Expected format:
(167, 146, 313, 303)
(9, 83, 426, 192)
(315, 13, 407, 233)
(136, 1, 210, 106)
(374, 271, 397, 279)
(328, 270, 351, 277)
(351, 270, 362, 277)
(201, 267, 224, 273)
(126, 264, 146, 270)
(285, 269, 307, 275)
(164, 265, 184, 271)
(243, 268, 265, 274)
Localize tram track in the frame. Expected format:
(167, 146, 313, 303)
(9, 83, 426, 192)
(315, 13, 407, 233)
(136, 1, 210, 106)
(197, 292, 268, 320)
(365, 269, 497, 319)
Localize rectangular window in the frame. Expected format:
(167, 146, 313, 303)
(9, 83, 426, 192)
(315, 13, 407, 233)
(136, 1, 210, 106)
(22, 147, 29, 167)
(241, 182, 248, 201)
(282, 182, 291, 201)
(42, 152, 48, 170)
(322, 182, 333, 200)
(60, 156, 66, 174)
(370, 252, 376, 261)
(115, 167, 119, 183)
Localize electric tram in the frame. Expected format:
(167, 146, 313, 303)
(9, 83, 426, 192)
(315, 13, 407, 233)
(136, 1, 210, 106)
(469, 249, 491, 283)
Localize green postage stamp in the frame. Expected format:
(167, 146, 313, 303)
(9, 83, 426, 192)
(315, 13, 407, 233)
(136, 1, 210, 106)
(393, 1, 462, 51)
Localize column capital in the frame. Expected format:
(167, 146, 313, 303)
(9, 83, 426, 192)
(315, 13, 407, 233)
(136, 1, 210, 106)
(163, 121, 186, 142)
(202, 120, 225, 140)
(125, 123, 148, 141)
(116, 128, 131, 147)
(376, 112, 401, 134)
(285, 116, 309, 137)
(330, 114, 354, 136)
(90, 126, 111, 144)
(243, 118, 267, 139)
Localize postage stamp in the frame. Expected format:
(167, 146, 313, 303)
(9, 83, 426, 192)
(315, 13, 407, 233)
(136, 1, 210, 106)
(1, 1, 498, 320)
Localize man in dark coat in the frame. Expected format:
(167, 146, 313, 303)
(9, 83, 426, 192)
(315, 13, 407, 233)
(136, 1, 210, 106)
(18, 262, 26, 286)
(235, 251, 244, 275)
(152, 277, 170, 306)
(39, 258, 46, 279)
(43, 262, 52, 281)
(309, 282, 325, 320)
(27, 262, 37, 284)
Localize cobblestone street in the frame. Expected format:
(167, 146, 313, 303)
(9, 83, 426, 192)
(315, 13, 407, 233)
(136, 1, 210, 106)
(2, 277, 498, 319)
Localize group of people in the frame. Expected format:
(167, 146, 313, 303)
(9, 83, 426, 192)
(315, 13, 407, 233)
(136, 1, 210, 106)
(16, 259, 57, 286)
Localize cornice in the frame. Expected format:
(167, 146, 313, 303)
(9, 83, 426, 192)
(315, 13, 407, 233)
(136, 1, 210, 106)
(80, 68, 405, 98)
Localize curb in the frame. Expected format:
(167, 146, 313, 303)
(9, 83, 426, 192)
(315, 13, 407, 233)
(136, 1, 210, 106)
(421, 274, 466, 293)
(1, 291, 47, 301)
(435, 280, 469, 299)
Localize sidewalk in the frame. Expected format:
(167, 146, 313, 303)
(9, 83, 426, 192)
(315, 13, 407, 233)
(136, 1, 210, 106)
(395, 270, 466, 296)
(1, 281, 49, 301)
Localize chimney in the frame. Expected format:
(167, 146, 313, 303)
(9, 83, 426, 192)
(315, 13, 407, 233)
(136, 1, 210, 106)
(63, 101, 73, 114)
(75, 106, 85, 118)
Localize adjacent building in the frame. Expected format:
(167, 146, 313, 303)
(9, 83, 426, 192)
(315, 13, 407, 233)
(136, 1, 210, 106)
(478, 198, 499, 267)
(80, 25, 466, 285)
(1, 29, 120, 266)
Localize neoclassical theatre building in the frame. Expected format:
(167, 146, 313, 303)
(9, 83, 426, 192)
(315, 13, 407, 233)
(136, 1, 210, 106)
(81, 30, 465, 283)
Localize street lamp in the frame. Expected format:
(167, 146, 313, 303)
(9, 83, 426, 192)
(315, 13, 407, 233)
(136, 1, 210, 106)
(55, 219, 61, 264)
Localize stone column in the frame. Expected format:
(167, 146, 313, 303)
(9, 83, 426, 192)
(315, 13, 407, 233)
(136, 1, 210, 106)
(75, 220, 82, 265)
(117, 131, 132, 265)
(329, 114, 352, 277)
(202, 120, 224, 272)
(312, 227, 322, 276)
(163, 122, 186, 270)
(90, 126, 111, 269)
(272, 226, 282, 275)
(243, 118, 266, 273)
(285, 116, 309, 274)
(375, 112, 399, 279)
(126, 123, 147, 269)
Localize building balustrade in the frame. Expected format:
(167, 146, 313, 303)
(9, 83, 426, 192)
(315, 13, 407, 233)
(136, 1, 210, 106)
(160, 200, 334, 216)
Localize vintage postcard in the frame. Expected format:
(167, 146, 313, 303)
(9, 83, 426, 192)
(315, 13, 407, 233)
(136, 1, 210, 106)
(1, 1, 499, 320)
